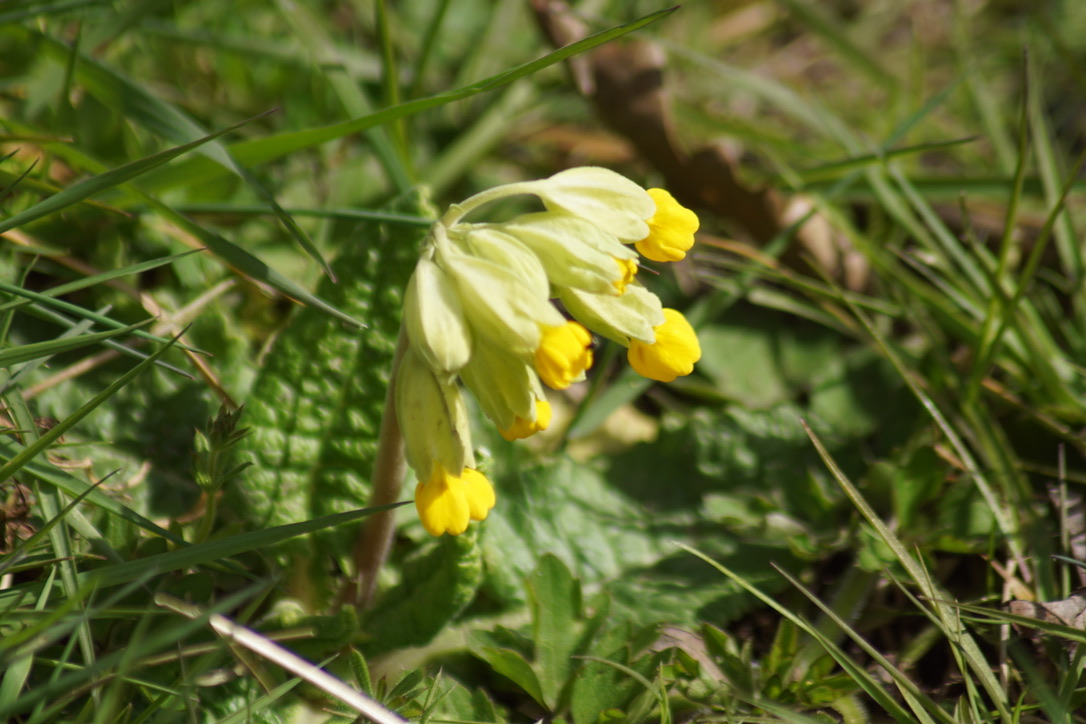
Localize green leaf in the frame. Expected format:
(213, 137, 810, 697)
(569, 621, 662, 724)
(0, 112, 267, 235)
(480, 457, 664, 606)
(527, 554, 582, 709)
(474, 647, 545, 709)
(227, 191, 432, 592)
(0, 280, 203, 353)
(363, 528, 484, 655)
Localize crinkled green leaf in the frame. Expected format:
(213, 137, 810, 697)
(526, 554, 582, 709)
(483, 408, 839, 625)
(228, 191, 432, 582)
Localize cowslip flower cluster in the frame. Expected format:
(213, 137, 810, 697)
(396, 167, 701, 536)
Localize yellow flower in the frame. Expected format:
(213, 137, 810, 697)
(627, 308, 701, 382)
(499, 398, 552, 441)
(415, 464, 495, 536)
(534, 321, 593, 390)
(636, 189, 699, 263)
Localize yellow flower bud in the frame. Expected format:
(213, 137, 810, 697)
(485, 212, 638, 297)
(535, 321, 593, 390)
(499, 398, 552, 441)
(627, 308, 701, 382)
(635, 189, 699, 263)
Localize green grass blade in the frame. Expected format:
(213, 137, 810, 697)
(0, 280, 203, 353)
(34, 31, 239, 172)
(798, 136, 978, 184)
(2, 116, 362, 327)
(774, 564, 954, 724)
(0, 320, 150, 367)
(0, 262, 35, 348)
(271, 0, 413, 193)
(37, 26, 338, 278)
(963, 71, 1031, 405)
(675, 542, 918, 723)
(801, 422, 1011, 719)
(0, 435, 184, 546)
(0, 152, 39, 206)
(10, 303, 194, 379)
(0, 0, 104, 23)
(775, 0, 897, 92)
(0, 250, 202, 314)
(888, 167, 989, 297)
(1027, 55, 1084, 285)
(374, 0, 407, 163)
(954, 601, 1086, 644)
(75, 503, 405, 592)
(0, 376, 98, 699)
(0, 112, 269, 235)
(0, 584, 261, 719)
(409, 0, 451, 100)
(133, 191, 365, 328)
(169, 203, 432, 227)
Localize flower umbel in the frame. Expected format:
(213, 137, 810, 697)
(395, 167, 701, 534)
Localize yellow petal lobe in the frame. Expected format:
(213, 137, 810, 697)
(635, 189, 699, 263)
(627, 308, 701, 382)
(462, 468, 496, 521)
(534, 321, 593, 390)
(415, 465, 470, 536)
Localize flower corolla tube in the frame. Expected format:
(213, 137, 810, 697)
(396, 167, 701, 535)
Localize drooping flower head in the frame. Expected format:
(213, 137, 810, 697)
(396, 167, 702, 535)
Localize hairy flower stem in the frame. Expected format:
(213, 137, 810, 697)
(348, 327, 408, 609)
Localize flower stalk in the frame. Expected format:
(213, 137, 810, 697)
(350, 327, 408, 608)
